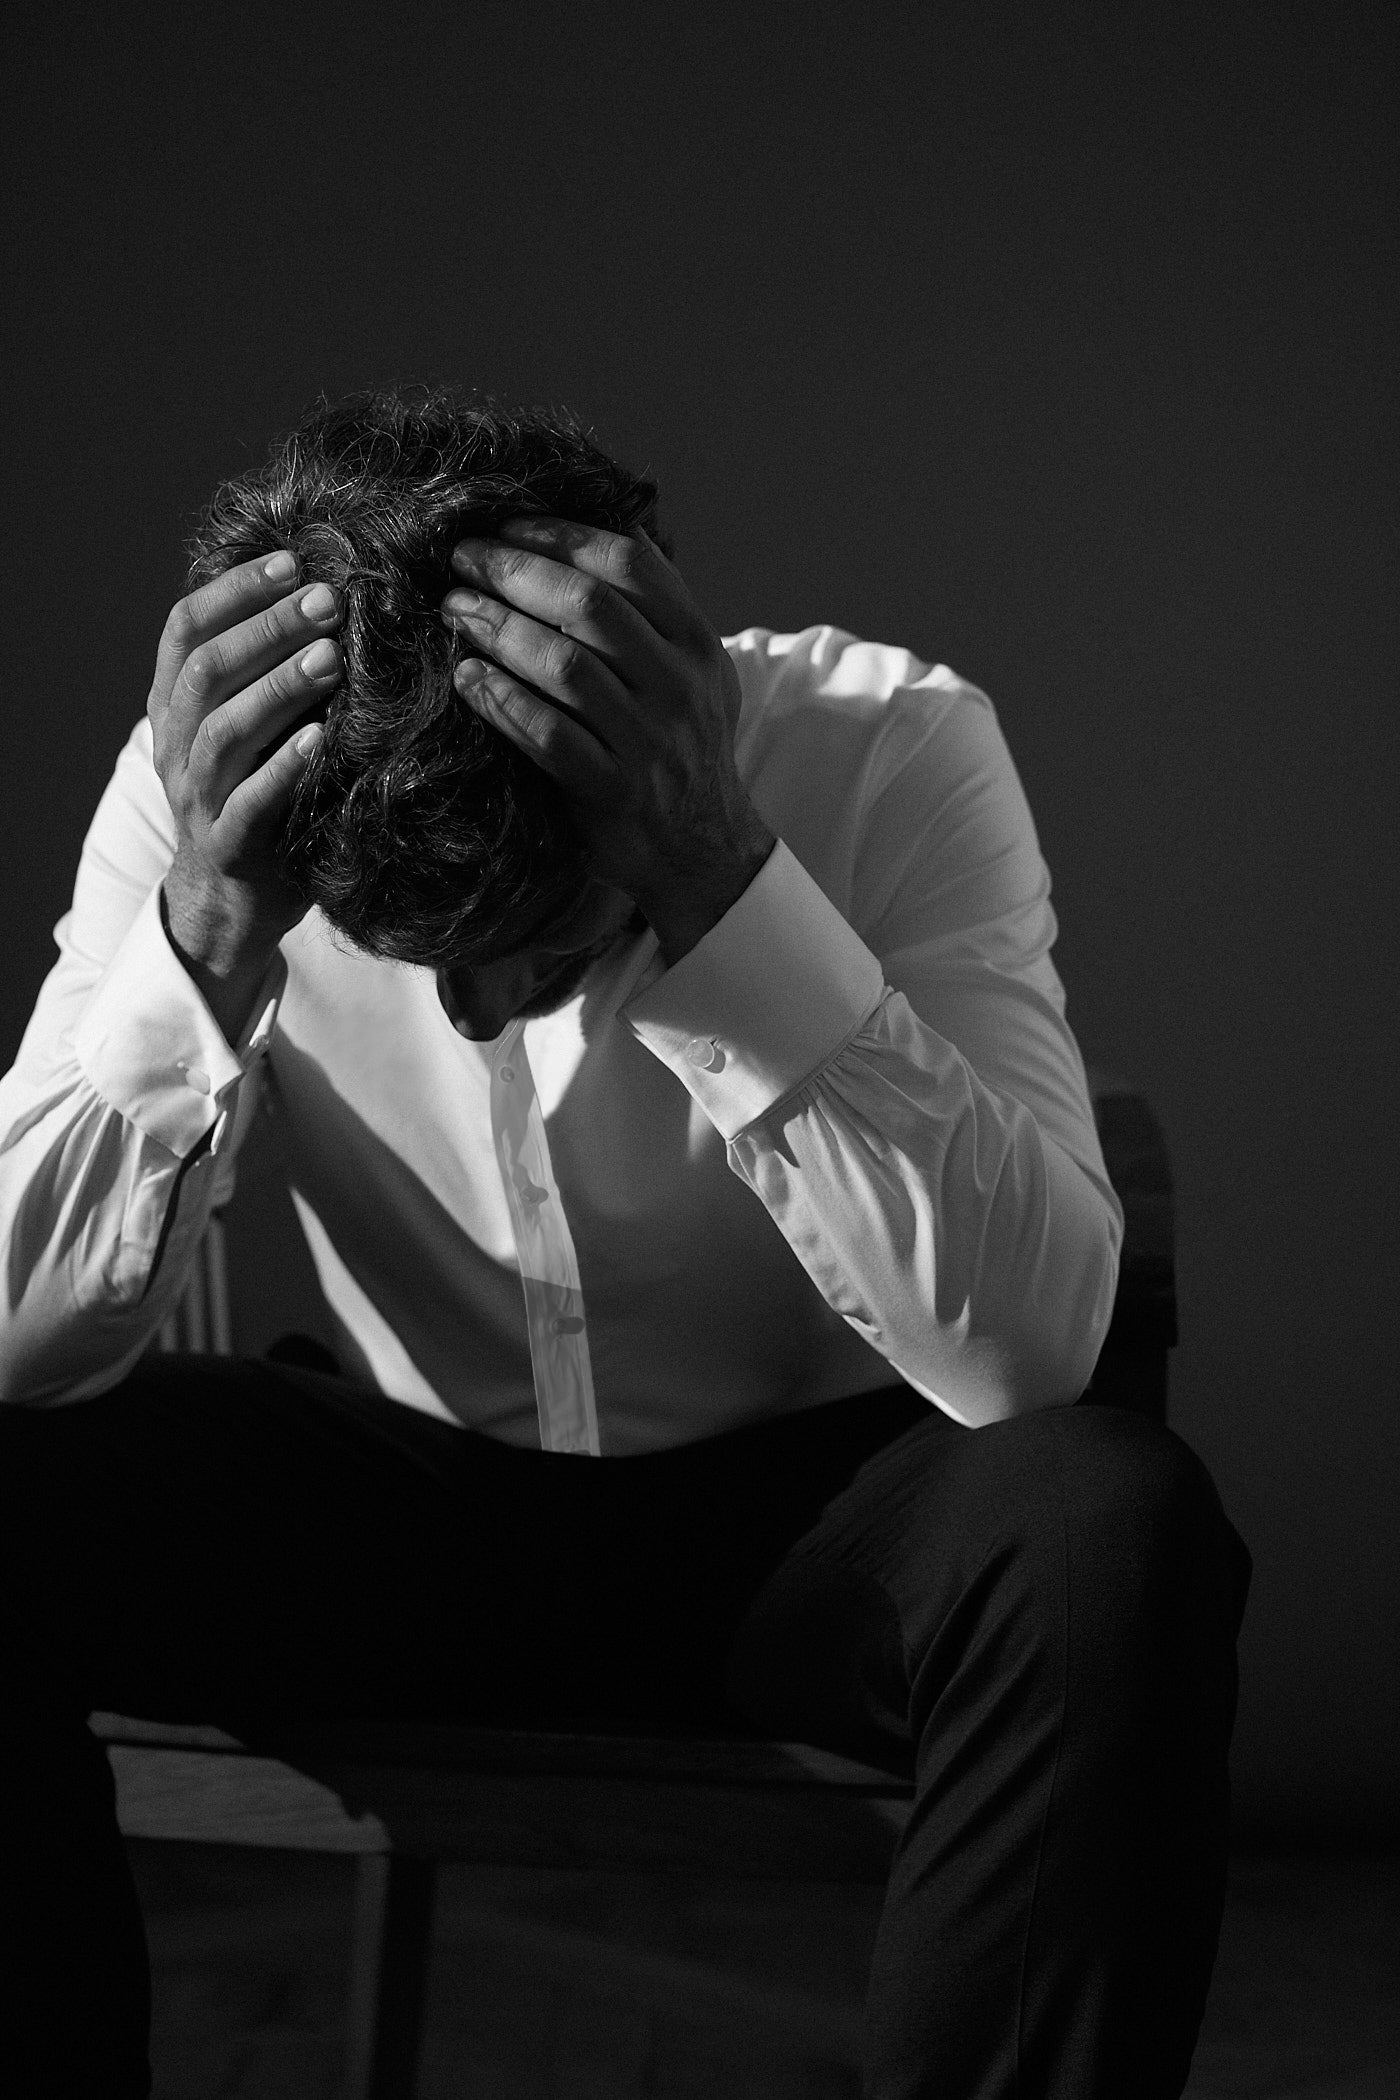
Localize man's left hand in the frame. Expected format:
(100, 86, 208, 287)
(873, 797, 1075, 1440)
(442, 519, 775, 964)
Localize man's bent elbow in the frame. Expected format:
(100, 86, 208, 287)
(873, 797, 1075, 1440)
(1024, 1193, 1122, 1416)
(911, 1196, 1121, 1428)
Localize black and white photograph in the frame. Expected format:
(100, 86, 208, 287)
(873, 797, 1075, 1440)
(1, 5, 1395, 2095)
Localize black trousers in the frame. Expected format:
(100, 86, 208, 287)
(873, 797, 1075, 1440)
(0, 1354, 1249, 2098)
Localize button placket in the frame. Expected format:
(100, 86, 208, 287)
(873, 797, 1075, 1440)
(489, 1028, 600, 1457)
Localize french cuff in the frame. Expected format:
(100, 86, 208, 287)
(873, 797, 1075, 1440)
(621, 839, 884, 1141)
(71, 881, 287, 1159)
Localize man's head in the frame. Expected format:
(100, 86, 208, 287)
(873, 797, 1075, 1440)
(186, 385, 669, 992)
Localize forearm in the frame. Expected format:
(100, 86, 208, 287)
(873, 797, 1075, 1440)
(729, 997, 1121, 1424)
(0, 863, 280, 1402)
(0, 677, 298, 1397)
(0, 1069, 221, 1403)
(623, 841, 1121, 1426)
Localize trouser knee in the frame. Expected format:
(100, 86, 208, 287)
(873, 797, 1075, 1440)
(882, 1404, 1251, 1736)
(1044, 1406, 1251, 1636)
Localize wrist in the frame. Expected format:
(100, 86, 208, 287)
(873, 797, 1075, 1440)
(161, 859, 284, 1043)
(640, 821, 777, 967)
(164, 851, 288, 965)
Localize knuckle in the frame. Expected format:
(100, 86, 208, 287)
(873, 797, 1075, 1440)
(262, 597, 306, 655)
(500, 683, 546, 740)
(183, 643, 216, 694)
(568, 575, 607, 621)
(526, 705, 558, 755)
(497, 548, 535, 593)
(604, 540, 641, 589)
(163, 598, 198, 655)
(541, 633, 582, 686)
(191, 706, 231, 768)
(182, 572, 240, 641)
(249, 601, 283, 651)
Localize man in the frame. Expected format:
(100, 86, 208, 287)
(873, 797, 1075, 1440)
(0, 387, 1248, 2096)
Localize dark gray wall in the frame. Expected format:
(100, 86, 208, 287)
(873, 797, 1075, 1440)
(5, 5, 1396, 1834)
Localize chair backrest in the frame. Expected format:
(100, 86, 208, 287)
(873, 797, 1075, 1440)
(1082, 1069, 1177, 1418)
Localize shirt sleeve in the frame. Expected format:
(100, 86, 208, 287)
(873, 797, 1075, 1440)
(0, 719, 284, 1405)
(621, 691, 1122, 1427)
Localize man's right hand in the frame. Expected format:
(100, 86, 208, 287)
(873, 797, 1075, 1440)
(148, 551, 343, 1043)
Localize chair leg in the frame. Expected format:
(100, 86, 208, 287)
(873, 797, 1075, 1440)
(340, 1851, 437, 2100)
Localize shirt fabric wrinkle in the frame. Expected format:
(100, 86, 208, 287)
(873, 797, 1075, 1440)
(0, 624, 1122, 1438)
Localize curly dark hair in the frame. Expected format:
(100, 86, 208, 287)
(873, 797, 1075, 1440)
(185, 385, 670, 964)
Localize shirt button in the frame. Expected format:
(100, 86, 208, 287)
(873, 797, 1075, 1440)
(177, 1063, 211, 1095)
(551, 1315, 585, 1336)
(518, 1183, 548, 1206)
(498, 1064, 516, 1084)
(684, 1036, 720, 1070)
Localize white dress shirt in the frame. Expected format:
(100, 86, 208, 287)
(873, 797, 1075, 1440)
(0, 626, 1122, 1445)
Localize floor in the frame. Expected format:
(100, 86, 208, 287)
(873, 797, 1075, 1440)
(127, 1842, 1400, 2098)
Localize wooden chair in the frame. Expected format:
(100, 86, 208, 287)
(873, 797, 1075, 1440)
(93, 1067, 1175, 2098)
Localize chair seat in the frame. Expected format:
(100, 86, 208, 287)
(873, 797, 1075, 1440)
(91, 1712, 914, 1884)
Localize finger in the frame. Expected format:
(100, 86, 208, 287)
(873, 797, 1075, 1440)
(454, 658, 619, 797)
(453, 518, 699, 649)
(191, 633, 342, 812)
(445, 538, 670, 691)
(152, 550, 301, 709)
(215, 719, 324, 849)
(167, 580, 342, 748)
(441, 589, 634, 753)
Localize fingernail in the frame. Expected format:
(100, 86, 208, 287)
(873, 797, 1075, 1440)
(299, 639, 339, 681)
(299, 583, 338, 622)
(295, 723, 323, 757)
(444, 589, 481, 616)
(264, 551, 297, 584)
